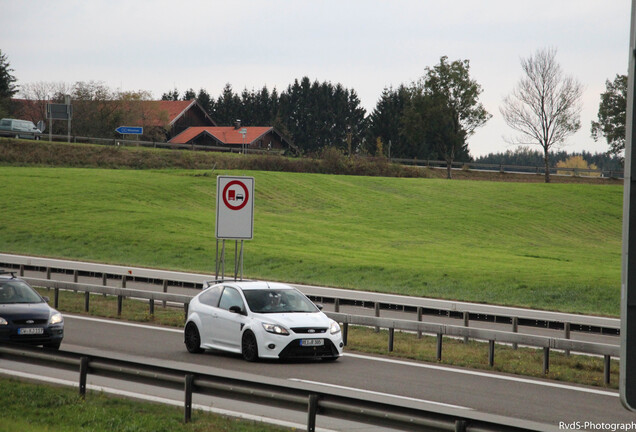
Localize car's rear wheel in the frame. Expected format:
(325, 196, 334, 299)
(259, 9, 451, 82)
(241, 330, 259, 362)
(184, 323, 203, 353)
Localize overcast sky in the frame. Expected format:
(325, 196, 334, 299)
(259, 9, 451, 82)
(1, 0, 631, 157)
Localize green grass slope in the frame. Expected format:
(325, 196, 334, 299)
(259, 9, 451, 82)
(1, 166, 622, 316)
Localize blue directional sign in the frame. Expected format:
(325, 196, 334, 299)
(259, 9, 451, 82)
(115, 126, 143, 135)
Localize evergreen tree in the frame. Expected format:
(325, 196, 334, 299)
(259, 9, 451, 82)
(366, 85, 410, 157)
(161, 88, 180, 101)
(0, 49, 18, 117)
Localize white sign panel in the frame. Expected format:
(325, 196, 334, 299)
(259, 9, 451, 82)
(216, 176, 254, 239)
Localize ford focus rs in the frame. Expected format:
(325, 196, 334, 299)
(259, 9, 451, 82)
(184, 281, 343, 361)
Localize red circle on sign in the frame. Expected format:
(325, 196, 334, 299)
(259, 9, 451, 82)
(222, 181, 249, 211)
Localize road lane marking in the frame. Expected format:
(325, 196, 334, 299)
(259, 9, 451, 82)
(343, 353, 619, 398)
(65, 314, 620, 398)
(289, 378, 472, 410)
(66, 314, 182, 333)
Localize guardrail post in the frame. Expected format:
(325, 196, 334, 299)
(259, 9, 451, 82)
(149, 299, 155, 316)
(342, 323, 348, 346)
(102, 273, 107, 286)
(512, 317, 518, 350)
(488, 340, 495, 367)
(307, 394, 319, 432)
(54, 287, 59, 309)
(436, 333, 443, 361)
(374, 302, 380, 332)
(122, 275, 127, 288)
(417, 307, 423, 339)
(46, 267, 51, 279)
(455, 419, 467, 432)
(334, 298, 340, 313)
(19, 264, 24, 276)
(604, 355, 611, 385)
(84, 292, 90, 312)
(543, 347, 550, 375)
(73, 269, 78, 283)
(463, 312, 469, 343)
(388, 328, 395, 352)
(564, 322, 571, 356)
(184, 303, 189, 321)
(117, 296, 123, 316)
(184, 374, 194, 423)
(162, 280, 168, 307)
(79, 356, 89, 398)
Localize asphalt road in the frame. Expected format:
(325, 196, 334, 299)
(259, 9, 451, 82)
(46, 315, 636, 429)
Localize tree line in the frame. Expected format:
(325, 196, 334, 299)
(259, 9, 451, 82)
(0, 47, 628, 182)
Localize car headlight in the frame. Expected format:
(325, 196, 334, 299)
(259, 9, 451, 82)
(0, 317, 7, 326)
(49, 313, 63, 325)
(330, 321, 341, 335)
(262, 322, 289, 335)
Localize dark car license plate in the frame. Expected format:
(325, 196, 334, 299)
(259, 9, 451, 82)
(18, 327, 44, 335)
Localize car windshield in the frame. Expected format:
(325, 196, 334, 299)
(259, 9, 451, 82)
(0, 280, 44, 304)
(243, 289, 318, 314)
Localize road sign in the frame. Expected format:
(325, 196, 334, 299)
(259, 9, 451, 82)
(46, 103, 72, 120)
(116, 126, 143, 135)
(216, 176, 254, 239)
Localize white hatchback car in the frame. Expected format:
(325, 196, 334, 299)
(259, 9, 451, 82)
(184, 281, 344, 361)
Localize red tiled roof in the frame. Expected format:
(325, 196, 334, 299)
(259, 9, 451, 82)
(153, 100, 197, 126)
(169, 126, 274, 145)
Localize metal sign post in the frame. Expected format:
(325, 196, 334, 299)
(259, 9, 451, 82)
(621, 0, 636, 411)
(215, 176, 254, 281)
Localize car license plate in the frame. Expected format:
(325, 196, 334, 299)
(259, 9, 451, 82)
(18, 327, 44, 335)
(300, 339, 324, 347)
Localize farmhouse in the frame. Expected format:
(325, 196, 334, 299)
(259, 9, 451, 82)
(169, 123, 297, 154)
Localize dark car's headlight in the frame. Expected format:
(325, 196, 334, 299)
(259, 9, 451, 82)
(0, 317, 7, 326)
(262, 323, 289, 335)
(49, 313, 63, 325)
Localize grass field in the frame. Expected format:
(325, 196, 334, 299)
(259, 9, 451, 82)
(1, 166, 623, 316)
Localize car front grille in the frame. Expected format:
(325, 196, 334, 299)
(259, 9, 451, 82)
(290, 327, 327, 334)
(13, 319, 48, 325)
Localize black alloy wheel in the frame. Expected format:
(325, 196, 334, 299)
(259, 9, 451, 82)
(184, 323, 203, 353)
(241, 331, 259, 362)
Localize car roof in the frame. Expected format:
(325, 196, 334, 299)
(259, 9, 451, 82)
(213, 280, 295, 291)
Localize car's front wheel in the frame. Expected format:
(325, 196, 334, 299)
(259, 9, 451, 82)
(241, 330, 259, 362)
(184, 323, 203, 353)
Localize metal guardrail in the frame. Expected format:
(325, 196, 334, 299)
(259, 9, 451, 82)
(0, 344, 552, 431)
(391, 158, 624, 179)
(0, 253, 620, 338)
(22, 277, 619, 384)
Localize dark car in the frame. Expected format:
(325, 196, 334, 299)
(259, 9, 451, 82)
(0, 271, 64, 349)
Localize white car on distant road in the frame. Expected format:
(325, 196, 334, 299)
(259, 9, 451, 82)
(184, 281, 343, 362)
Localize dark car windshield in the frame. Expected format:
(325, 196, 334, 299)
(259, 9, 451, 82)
(243, 289, 319, 314)
(0, 280, 44, 304)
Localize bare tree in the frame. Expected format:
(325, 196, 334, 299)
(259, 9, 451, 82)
(500, 48, 583, 182)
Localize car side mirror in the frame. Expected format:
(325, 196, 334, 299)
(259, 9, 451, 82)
(314, 303, 324, 310)
(43, 296, 50, 303)
(229, 305, 245, 315)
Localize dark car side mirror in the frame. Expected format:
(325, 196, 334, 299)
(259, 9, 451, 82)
(314, 303, 324, 310)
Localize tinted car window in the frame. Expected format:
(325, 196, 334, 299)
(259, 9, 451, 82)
(0, 280, 44, 304)
(218, 287, 244, 311)
(198, 285, 222, 307)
